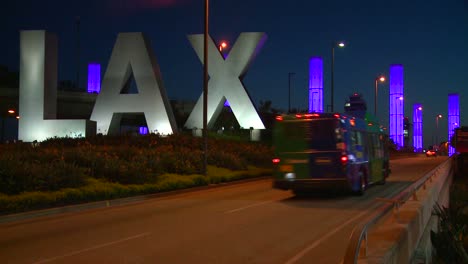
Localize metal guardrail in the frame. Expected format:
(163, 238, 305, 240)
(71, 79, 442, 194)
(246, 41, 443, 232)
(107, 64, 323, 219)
(343, 157, 453, 264)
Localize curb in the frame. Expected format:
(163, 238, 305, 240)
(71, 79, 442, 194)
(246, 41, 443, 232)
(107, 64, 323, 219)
(0, 176, 271, 224)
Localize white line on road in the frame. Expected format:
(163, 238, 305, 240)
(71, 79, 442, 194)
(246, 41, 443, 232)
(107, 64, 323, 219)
(33, 232, 151, 264)
(224, 200, 274, 214)
(283, 210, 370, 264)
(285, 186, 408, 264)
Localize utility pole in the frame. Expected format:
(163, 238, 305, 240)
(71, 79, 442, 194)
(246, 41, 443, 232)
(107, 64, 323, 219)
(288, 72, 295, 113)
(76, 16, 80, 90)
(202, 0, 209, 175)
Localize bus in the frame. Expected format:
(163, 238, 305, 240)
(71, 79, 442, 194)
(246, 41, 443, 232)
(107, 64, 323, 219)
(272, 112, 390, 195)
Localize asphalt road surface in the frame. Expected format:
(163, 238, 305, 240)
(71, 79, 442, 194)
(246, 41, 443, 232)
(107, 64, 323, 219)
(0, 155, 447, 264)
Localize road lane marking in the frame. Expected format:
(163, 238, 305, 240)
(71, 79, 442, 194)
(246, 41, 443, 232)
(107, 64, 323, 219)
(33, 232, 151, 264)
(285, 186, 408, 264)
(284, 210, 370, 264)
(224, 200, 274, 214)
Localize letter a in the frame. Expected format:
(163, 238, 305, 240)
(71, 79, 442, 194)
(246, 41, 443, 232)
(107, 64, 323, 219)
(90, 33, 177, 135)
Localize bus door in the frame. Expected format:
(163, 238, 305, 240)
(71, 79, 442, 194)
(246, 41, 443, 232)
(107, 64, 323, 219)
(304, 118, 346, 179)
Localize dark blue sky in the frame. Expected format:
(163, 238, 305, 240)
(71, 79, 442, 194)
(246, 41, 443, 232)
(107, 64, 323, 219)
(2, 0, 467, 146)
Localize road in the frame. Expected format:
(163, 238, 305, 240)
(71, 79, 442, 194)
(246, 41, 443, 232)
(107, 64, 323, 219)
(0, 156, 446, 264)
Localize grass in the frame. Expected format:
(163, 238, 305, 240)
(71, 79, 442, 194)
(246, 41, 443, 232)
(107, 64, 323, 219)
(0, 165, 272, 215)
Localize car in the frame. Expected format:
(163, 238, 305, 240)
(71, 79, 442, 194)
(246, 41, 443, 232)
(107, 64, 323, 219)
(426, 149, 437, 157)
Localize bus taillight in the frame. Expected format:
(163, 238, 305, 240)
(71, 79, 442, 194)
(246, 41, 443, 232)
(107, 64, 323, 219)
(272, 158, 280, 164)
(340, 155, 348, 165)
(304, 113, 320, 118)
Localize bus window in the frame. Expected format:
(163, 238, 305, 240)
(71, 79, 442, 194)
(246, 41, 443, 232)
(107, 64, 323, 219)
(305, 119, 341, 150)
(352, 131, 364, 151)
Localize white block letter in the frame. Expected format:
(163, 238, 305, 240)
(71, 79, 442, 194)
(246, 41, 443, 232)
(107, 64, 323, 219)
(90, 33, 177, 135)
(184, 32, 267, 130)
(19, 30, 96, 142)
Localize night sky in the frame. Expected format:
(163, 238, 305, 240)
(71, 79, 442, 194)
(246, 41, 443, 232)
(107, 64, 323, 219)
(2, 0, 467, 147)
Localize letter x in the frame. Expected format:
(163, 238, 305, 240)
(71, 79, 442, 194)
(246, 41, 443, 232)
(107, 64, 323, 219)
(184, 32, 268, 130)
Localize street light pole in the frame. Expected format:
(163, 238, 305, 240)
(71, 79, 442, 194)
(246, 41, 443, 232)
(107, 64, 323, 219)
(331, 46, 335, 112)
(435, 114, 442, 147)
(374, 78, 377, 116)
(76, 16, 80, 90)
(330, 41, 344, 113)
(202, 0, 209, 175)
(288, 72, 295, 113)
(374, 76, 385, 116)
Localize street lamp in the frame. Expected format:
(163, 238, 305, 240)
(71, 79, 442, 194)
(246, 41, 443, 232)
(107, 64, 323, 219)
(288, 72, 295, 113)
(330, 41, 345, 112)
(435, 114, 443, 146)
(219, 41, 228, 59)
(219, 41, 227, 52)
(374, 75, 385, 116)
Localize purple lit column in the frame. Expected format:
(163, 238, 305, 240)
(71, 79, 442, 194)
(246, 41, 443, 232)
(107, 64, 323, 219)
(413, 103, 423, 152)
(389, 64, 404, 148)
(139, 126, 148, 135)
(87, 63, 101, 93)
(448, 93, 460, 156)
(309, 57, 323, 113)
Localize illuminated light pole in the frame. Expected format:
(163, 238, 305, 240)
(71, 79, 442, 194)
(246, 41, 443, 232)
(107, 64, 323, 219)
(413, 104, 423, 152)
(389, 64, 404, 148)
(202, 0, 209, 175)
(331, 41, 345, 112)
(435, 114, 442, 146)
(374, 75, 385, 116)
(288, 72, 295, 113)
(308, 57, 323, 113)
(448, 93, 460, 156)
(391, 96, 404, 148)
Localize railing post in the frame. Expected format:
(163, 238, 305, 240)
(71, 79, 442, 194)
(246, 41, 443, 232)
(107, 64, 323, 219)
(359, 231, 368, 258)
(412, 188, 418, 201)
(393, 202, 400, 223)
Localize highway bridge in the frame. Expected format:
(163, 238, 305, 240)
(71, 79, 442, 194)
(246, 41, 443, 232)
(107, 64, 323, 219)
(0, 156, 449, 264)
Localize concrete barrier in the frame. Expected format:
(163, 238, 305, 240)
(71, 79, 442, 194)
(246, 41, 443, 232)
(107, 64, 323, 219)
(361, 159, 452, 264)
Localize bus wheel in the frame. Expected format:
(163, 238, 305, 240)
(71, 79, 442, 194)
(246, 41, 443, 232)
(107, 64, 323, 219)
(356, 170, 367, 196)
